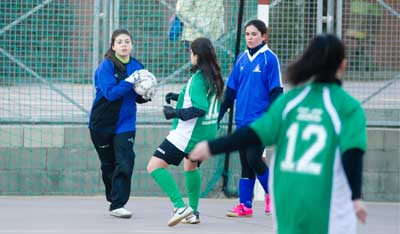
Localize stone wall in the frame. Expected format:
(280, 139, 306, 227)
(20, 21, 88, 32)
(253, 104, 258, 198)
(0, 125, 399, 201)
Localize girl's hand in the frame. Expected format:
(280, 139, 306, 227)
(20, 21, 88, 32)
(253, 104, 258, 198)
(353, 199, 367, 224)
(125, 71, 142, 84)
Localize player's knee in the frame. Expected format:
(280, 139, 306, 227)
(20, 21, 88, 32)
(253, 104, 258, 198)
(146, 162, 153, 174)
(146, 158, 158, 173)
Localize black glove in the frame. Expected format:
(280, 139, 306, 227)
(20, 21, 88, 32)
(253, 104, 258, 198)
(136, 95, 150, 104)
(165, 92, 179, 104)
(163, 106, 178, 120)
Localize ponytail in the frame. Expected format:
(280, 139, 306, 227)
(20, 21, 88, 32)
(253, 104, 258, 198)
(104, 48, 126, 72)
(286, 34, 345, 86)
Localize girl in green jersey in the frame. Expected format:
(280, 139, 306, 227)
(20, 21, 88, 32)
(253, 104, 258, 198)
(147, 37, 224, 227)
(189, 34, 367, 234)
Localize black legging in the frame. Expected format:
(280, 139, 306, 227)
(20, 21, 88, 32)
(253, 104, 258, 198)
(239, 144, 267, 179)
(90, 130, 136, 210)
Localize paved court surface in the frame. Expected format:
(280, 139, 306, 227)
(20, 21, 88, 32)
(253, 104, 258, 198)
(0, 196, 399, 234)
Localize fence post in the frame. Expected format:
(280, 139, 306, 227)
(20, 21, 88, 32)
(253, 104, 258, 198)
(317, 0, 323, 33)
(92, 0, 101, 86)
(327, 0, 335, 33)
(258, 0, 269, 26)
(102, 0, 111, 54)
(113, 0, 120, 29)
(336, 0, 343, 38)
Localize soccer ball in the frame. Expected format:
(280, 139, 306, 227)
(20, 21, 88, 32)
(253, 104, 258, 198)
(132, 69, 157, 97)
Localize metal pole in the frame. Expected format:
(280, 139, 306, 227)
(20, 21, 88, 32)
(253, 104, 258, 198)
(92, 0, 100, 83)
(258, 0, 269, 26)
(316, 0, 323, 34)
(222, 0, 245, 198)
(336, 0, 343, 38)
(102, 0, 111, 53)
(109, 0, 114, 31)
(113, 0, 120, 29)
(327, 0, 334, 33)
(296, 0, 305, 54)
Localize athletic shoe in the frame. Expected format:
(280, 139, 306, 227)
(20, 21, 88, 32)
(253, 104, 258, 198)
(109, 207, 132, 218)
(181, 211, 200, 224)
(168, 206, 193, 227)
(226, 203, 253, 217)
(265, 194, 272, 214)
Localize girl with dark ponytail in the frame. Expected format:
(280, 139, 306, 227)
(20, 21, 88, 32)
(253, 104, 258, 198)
(189, 34, 368, 234)
(189, 37, 224, 100)
(286, 34, 346, 85)
(147, 37, 224, 226)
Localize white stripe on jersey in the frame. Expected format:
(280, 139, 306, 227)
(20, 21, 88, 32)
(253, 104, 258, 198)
(323, 87, 341, 134)
(245, 44, 270, 62)
(244, 44, 283, 87)
(328, 148, 356, 234)
(323, 91, 355, 234)
(262, 47, 283, 86)
(282, 86, 311, 119)
(167, 118, 198, 152)
(166, 78, 197, 152)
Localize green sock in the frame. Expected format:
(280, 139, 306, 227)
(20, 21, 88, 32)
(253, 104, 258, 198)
(150, 168, 185, 208)
(185, 169, 201, 212)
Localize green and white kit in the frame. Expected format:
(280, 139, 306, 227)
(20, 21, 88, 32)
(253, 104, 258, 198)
(251, 82, 367, 234)
(167, 71, 220, 153)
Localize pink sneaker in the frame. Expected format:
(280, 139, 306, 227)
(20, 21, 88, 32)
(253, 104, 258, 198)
(226, 203, 253, 217)
(265, 194, 272, 214)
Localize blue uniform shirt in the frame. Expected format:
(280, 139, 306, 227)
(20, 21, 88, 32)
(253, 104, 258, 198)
(89, 58, 144, 133)
(227, 44, 282, 128)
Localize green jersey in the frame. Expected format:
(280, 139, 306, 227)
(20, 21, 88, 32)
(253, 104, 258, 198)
(251, 82, 367, 234)
(167, 71, 220, 153)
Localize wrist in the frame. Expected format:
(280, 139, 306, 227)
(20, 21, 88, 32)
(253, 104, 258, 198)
(175, 109, 182, 119)
(353, 199, 366, 209)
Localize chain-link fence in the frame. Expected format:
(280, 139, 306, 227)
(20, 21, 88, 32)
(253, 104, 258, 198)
(0, 0, 399, 195)
(1, 0, 398, 123)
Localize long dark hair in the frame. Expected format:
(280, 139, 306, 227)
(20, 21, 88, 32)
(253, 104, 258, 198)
(104, 29, 133, 71)
(286, 34, 345, 86)
(190, 37, 224, 99)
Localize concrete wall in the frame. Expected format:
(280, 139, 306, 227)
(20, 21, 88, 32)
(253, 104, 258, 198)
(363, 128, 400, 201)
(0, 125, 399, 201)
(0, 125, 225, 197)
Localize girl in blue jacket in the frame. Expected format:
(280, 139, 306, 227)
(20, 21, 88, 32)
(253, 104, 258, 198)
(89, 29, 151, 218)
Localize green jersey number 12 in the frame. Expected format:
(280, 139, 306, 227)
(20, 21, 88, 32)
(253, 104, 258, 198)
(280, 123, 327, 175)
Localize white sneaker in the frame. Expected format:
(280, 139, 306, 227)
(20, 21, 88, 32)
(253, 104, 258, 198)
(168, 206, 193, 227)
(109, 207, 132, 218)
(181, 211, 200, 224)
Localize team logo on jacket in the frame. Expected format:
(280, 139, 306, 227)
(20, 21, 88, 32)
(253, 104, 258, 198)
(253, 64, 261, 72)
(128, 137, 135, 152)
